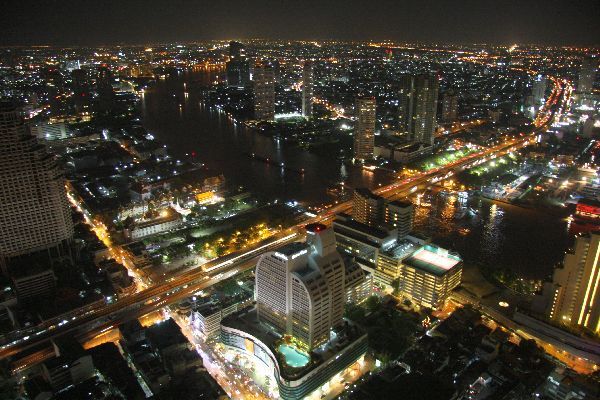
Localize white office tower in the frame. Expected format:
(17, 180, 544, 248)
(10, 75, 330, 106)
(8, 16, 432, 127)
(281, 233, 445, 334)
(255, 224, 345, 349)
(305, 223, 345, 329)
(302, 61, 314, 117)
(0, 102, 74, 271)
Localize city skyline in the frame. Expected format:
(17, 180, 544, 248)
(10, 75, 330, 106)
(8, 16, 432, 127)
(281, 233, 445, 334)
(0, 0, 599, 46)
(0, 10, 598, 398)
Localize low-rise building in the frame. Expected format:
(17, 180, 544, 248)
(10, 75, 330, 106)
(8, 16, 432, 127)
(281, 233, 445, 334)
(124, 207, 183, 240)
(540, 367, 599, 400)
(221, 307, 368, 400)
(374, 142, 432, 163)
(190, 295, 253, 338)
(376, 243, 462, 309)
(42, 339, 95, 391)
(333, 213, 397, 269)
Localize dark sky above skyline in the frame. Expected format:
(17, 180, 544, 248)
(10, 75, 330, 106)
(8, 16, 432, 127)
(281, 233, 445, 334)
(1, 0, 599, 46)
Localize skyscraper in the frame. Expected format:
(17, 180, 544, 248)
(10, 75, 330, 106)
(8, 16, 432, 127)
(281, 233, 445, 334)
(255, 224, 345, 350)
(352, 188, 384, 227)
(398, 74, 439, 146)
(253, 62, 275, 121)
(547, 231, 600, 334)
(398, 75, 415, 134)
(226, 41, 250, 87)
(441, 89, 458, 123)
(353, 97, 376, 160)
(302, 61, 313, 117)
(578, 56, 597, 94)
(0, 102, 74, 272)
(413, 74, 439, 146)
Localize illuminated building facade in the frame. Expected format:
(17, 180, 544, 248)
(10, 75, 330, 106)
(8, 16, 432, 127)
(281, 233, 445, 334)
(302, 61, 313, 117)
(253, 62, 276, 121)
(532, 76, 547, 106)
(222, 224, 368, 400)
(577, 56, 597, 107)
(124, 207, 183, 240)
(333, 213, 397, 269)
(0, 102, 73, 272)
(413, 74, 439, 146)
(385, 200, 414, 240)
(226, 41, 250, 87)
(398, 74, 439, 146)
(352, 188, 384, 227)
(256, 224, 345, 350)
(548, 231, 600, 333)
(441, 89, 458, 122)
(575, 198, 600, 225)
(375, 243, 462, 309)
(353, 97, 376, 160)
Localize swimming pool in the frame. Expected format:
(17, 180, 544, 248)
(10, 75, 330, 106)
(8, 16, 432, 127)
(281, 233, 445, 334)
(277, 344, 310, 368)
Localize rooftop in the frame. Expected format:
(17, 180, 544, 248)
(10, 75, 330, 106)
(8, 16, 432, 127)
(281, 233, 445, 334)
(334, 216, 392, 240)
(403, 245, 461, 276)
(274, 242, 308, 257)
(355, 188, 383, 202)
(388, 200, 413, 209)
(381, 239, 419, 260)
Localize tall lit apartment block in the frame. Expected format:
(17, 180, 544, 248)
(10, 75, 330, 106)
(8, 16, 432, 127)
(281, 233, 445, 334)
(352, 188, 384, 227)
(577, 56, 597, 107)
(0, 102, 73, 272)
(441, 89, 458, 122)
(398, 74, 439, 146)
(413, 74, 439, 146)
(353, 97, 376, 160)
(398, 74, 415, 135)
(548, 231, 600, 333)
(302, 61, 313, 117)
(253, 62, 276, 121)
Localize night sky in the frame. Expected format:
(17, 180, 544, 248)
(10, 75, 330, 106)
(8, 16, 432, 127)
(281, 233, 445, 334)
(1, 0, 598, 46)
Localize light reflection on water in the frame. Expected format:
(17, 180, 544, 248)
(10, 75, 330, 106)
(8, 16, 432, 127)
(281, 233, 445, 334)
(141, 70, 572, 280)
(414, 192, 570, 280)
(139, 69, 392, 204)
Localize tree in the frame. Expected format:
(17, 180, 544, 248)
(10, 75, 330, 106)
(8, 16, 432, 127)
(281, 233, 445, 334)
(364, 295, 382, 313)
(344, 303, 366, 323)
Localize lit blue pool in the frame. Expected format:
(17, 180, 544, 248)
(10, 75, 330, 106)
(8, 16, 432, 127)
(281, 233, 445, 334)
(277, 344, 310, 368)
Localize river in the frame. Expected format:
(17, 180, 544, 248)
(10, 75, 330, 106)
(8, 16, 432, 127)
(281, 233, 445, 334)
(139, 69, 572, 280)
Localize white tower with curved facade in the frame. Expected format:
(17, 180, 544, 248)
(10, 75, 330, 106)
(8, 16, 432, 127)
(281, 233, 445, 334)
(255, 224, 345, 350)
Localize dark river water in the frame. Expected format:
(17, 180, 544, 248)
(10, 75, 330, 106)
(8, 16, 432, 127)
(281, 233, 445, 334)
(139, 69, 572, 280)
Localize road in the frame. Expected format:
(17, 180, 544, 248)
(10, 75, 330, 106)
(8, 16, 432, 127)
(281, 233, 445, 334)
(1, 71, 569, 366)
